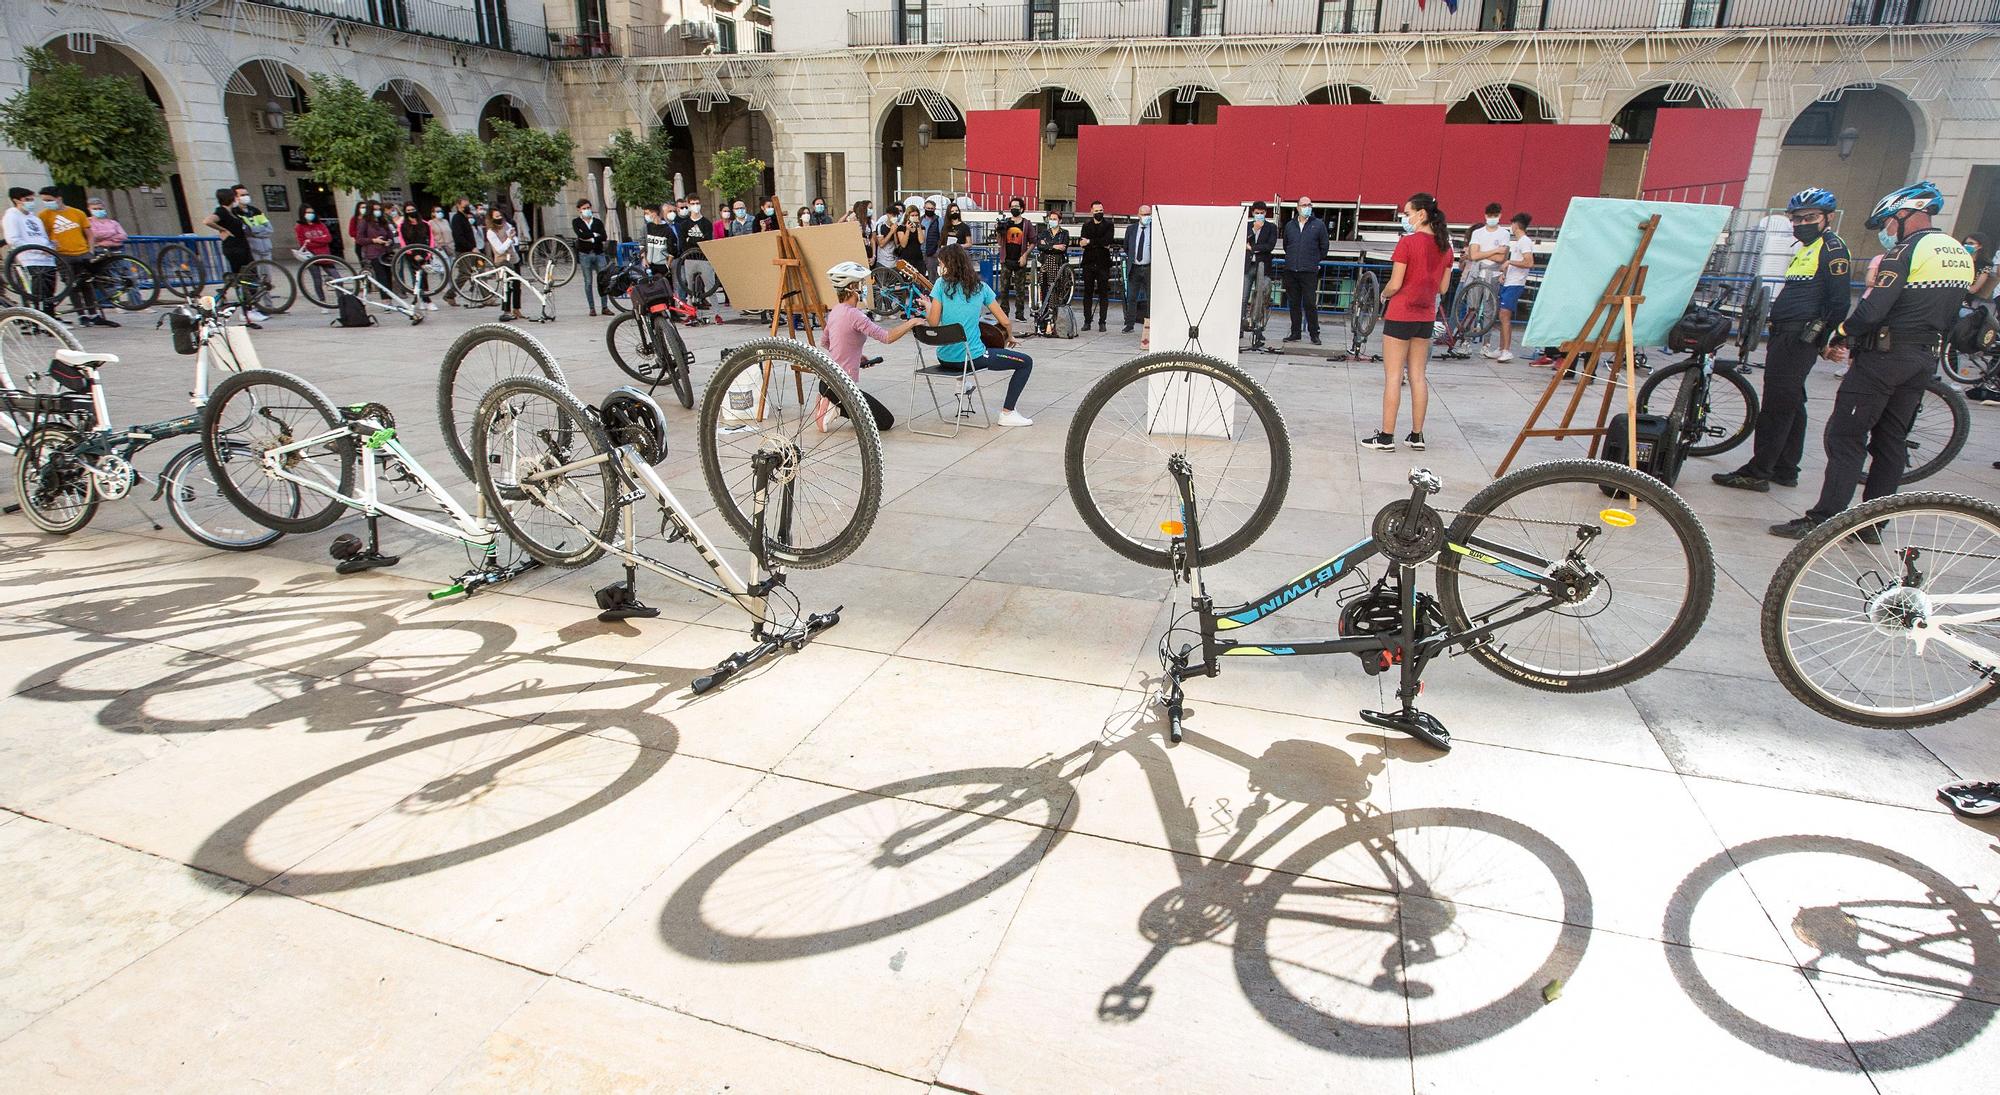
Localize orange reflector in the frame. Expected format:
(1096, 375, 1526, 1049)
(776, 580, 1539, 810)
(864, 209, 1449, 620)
(1160, 520, 1186, 535)
(1599, 509, 1637, 528)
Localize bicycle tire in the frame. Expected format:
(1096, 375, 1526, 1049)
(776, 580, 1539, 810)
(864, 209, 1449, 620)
(237, 259, 296, 314)
(1351, 269, 1382, 339)
(436, 323, 568, 484)
(13, 426, 97, 535)
(298, 256, 354, 310)
(1065, 352, 1291, 568)
(3, 245, 66, 314)
(470, 374, 614, 569)
(1457, 279, 1499, 340)
(1891, 377, 1969, 484)
(1436, 458, 1714, 692)
(201, 368, 355, 535)
(527, 237, 577, 288)
(1761, 491, 2000, 728)
(96, 254, 159, 311)
(0, 305, 82, 393)
(696, 338, 884, 569)
(154, 243, 205, 299)
(605, 311, 664, 385)
(389, 246, 445, 298)
(1635, 359, 1759, 460)
(161, 441, 289, 551)
(450, 253, 497, 306)
(1939, 345, 1990, 385)
(1737, 278, 1769, 358)
(661, 319, 695, 409)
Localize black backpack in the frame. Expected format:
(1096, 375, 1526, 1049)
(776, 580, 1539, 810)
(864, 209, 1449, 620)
(1949, 301, 1998, 355)
(332, 288, 374, 328)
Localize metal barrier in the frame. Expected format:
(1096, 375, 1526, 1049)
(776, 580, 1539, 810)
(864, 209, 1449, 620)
(122, 235, 230, 288)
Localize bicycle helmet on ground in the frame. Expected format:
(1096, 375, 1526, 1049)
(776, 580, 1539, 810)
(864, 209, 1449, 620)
(827, 261, 872, 291)
(1787, 187, 1837, 214)
(1666, 307, 1733, 355)
(1864, 181, 1943, 229)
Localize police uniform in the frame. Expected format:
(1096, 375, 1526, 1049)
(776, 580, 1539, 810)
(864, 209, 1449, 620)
(1806, 228, 1973, 522)
(1737, 229, 1851, 484)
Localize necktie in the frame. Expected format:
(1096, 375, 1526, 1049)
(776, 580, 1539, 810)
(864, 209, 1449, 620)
(1137, 226, 1150, 265)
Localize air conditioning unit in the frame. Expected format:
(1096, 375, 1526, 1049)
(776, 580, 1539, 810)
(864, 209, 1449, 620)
(680, 21, 716, 40)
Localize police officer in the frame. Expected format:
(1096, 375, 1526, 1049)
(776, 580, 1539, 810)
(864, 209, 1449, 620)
(1772, 182, 1972, 539)
(1714, 188, 1851, 492)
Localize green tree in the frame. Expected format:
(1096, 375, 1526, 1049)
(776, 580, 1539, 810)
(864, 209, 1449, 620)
(404, 118, 489, 204)
(485, 120, 577, 234)
(605, 127, 673, 214)
(285, 73, 405, 221)
(0, 46, 174, 202)
(703, 146, 766, 205)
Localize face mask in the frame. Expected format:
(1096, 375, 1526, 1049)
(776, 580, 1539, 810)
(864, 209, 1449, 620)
(1093, 212, 1104, 220)
(1792, 223, 1823, 245)
(41, 198, 60, 210)
(1878, 227, 1899, 252)
(237, 198, 250, 207)
(1252, 213, 1265, 224)
(763, 206, 773, 215)
(1140, 215, 1151, 225)
(1299, 205, 1313, 216)
(1399, 213, 1414, 233)
(736, 209, 748, 219)
(304, 212, 316, 222)
(581, 210, 594, 219)
(1486, 216, 1500, 228)
(1965, 241, 1979, 254)
(813, 203, 825, 213)
(690, 205, 702, 217)
(89, 208, 106, 218)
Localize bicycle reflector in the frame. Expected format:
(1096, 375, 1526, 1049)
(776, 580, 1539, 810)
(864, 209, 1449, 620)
(1159, 520, 1185, 535)
(1599, 509, 1638, 528)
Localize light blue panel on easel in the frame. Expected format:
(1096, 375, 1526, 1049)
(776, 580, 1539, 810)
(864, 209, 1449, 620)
(1521, 198, 1733, 350)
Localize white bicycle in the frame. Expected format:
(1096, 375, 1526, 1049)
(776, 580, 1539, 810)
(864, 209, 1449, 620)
(297, 256, 424, 324)
(449, 253, 555, 322)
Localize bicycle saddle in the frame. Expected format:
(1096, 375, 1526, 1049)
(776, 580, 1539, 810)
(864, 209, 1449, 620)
(52, 349, 118, 368)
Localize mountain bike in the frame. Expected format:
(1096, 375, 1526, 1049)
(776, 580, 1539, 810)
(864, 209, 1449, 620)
(870, 260, 931, 320)
(1761, 490, 1997, 728)
(1329, 267, 1382, 362)
(4, 245, 159, 315)
(387, 243, 449, 303)
(526, 236, 578, 288)
(468, 338, 883, 691)
(153, 247, 294, 315)
(1064, 352, 1715, 749)
(1633, 346, 1760, 461)
(297, 256, 423, 323)
(449, 253, 554, 321)
(1434, 277, 1498, 361)
(6, 296, 294, 549)
(605, 295, 696, 407)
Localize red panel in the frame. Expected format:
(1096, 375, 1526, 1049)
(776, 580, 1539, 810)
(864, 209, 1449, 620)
(1138, 125, 1219, 206)
(1280, 105, 1366, 200)
(1433, 125, 1524, 222)
(1515, 124, 1611, 226)
(1212, 106, 1292, 200)
(965, 109, 1044, 208)
(1640, 108, 1762, 195)
(1357, 105, 1447, 205)
(1075, 125, 1148, 215)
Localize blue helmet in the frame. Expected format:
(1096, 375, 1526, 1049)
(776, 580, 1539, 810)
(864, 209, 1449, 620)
(1787, 187, 1837, 213)
(1864, 181, 1943, 229)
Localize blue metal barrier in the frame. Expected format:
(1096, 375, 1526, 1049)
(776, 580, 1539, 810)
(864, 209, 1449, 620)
(123, 235, 229, 288)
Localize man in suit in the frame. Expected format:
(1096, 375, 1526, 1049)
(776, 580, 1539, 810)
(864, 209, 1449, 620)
(1281, 196, 1329, 344)
(1123, 205, 1153, 333)
(1244, 201, 1280, 348)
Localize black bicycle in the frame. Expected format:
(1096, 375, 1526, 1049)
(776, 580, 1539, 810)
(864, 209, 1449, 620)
(1634, 347, 1760, 464)
(1064, 352, 1716, 749)
(4, 245, 159, 317)
(605, 280, 697, 407)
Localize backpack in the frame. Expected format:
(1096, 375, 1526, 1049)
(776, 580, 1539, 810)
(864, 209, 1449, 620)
(332, 288, 375, 328)
(1949, 302, 1998, 355)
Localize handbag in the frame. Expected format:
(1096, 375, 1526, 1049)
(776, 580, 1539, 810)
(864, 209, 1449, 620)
(291, 247, 313, 263)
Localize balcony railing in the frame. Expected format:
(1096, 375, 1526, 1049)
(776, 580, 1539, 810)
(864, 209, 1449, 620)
(246, 0, 550, 58)
(848, 0, 2000, 47)
(545, 22, 735, 59)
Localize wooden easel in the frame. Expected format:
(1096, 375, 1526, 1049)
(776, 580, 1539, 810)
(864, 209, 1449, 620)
(1496, 215, 1661, 477)
(758, 199, 823, 419)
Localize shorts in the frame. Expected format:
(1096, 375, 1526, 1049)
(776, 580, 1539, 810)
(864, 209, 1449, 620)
(1499, 284, 1527, 310)
(1381, 318, 1433, 341)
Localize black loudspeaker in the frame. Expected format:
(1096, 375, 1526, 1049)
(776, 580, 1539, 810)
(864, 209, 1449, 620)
(1601, 412, 1684, 487)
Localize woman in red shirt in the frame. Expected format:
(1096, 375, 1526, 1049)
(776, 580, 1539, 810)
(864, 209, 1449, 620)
(1366, 192, 1454, 452)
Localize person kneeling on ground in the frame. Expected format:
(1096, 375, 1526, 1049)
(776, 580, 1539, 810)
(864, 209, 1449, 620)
(823, 261, 916, 432)
(926, 243, 1035, 426)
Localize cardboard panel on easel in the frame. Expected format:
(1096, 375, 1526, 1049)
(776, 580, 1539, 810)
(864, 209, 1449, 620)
(700, 222, 869, 313)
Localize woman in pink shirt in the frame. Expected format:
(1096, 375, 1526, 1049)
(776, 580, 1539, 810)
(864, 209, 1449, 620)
(822, 261, 917, 431)
(1366, 191, 1454, 453)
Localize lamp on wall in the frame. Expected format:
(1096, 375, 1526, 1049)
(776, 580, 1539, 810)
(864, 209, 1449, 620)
(917, 120, 932, 149)
(265, 100, 286, 131)
(1044, 120, 1059, 148)
(1838, 125, 1860, 159)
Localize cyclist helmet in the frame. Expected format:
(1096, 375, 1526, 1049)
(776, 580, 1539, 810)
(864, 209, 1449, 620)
(827, 261, 872, 292)
(1787, 187, 1838, 214)
(1864, 181, 1944, 230)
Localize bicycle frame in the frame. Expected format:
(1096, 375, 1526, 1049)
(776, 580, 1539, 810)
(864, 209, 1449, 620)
(327, 271, 420, 321)
(468, 264, 552, 322)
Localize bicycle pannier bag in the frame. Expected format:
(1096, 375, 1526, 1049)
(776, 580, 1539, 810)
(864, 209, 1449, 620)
(630, 274, 676, 315)
(1949, 302, 1998, 355)
(168, 309, 200, 355)
(332, 288, 375, 328)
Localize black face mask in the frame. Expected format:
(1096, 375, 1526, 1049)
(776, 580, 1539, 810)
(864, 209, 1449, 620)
(1093, 212, 1104, 220)
(1792, 223, 1824, 245)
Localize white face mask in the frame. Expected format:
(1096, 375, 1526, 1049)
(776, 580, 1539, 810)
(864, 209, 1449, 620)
(689, 205, 702, 217)
(1486, 216, 1500, 228)
(581, 210, 594, 219)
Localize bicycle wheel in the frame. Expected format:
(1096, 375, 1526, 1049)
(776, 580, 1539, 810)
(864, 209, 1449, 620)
(390, 246, 445, 298)
(298, 256, 354, 310)
(869, 264, 920, 319)
(1351, 269, 1382, 339)
(13, 426, 97, 535)
(154, 243, 205, 299)
(1457, 279, 1499, 340)
(527, 237, 577, 288)
(201, 368, 354, 534)
(0, 305, 81, 391)
(436, 323, 568, 483)
(470, 374, 614, 569)
(1761, 491, 1999, 728)
(606, 312, 666, 385)
(1065, 352, 1291, 568)
(1736, 278, 1769, 358)
(1892, 377, 1969, 484)
(661, 319, 695, 409)
(95, 254, 159, 311)
(451, 253, 497, 306)
(1939, 345, 1989, 385)
(1436, 458, 1714, 691)
(237, 259, 296, 314)
(160, 441, 289, 551)
(696, 338, 884, 569)
(1634, 359, 1758, 461)
(4, 245, 62, 304)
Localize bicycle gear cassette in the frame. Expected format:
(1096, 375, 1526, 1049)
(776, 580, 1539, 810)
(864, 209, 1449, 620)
(1371, 499, 1446, 563)
(345, 402, 396, 430)
(87, 454, 137, 500)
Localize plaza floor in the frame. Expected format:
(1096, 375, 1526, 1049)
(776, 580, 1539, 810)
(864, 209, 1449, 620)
(0, 290, 1995, 1093)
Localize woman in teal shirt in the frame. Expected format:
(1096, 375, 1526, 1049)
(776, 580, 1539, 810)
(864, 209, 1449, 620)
(924, 244, 1035, 425)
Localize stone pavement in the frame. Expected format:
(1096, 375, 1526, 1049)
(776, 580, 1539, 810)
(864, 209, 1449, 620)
(1, 291, 1995, 1093)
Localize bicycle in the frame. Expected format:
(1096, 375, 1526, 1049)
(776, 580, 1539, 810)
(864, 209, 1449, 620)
(1063, 352, 1716, 749)
(1433, 277, 1498, 361)
(0, 305, 83, 458)
(467, 338, 884, 691)
(605, 277, 697, 407)
(386, 244, 449, 304)
(1328, 267, 1383, 363)
(4, 245, 159, 319)
(526, 236, 578, 289)
(296, 255, 423, 324)
(1634, 346, 1761, 464)
(448, 252, 554, 322)
(869, 260, 931, 320)
(1761, 490, 1998, 728)
(6, 295, 296, 549)
(152, 245, 295, 315)
(1028, 255, 1078, 339)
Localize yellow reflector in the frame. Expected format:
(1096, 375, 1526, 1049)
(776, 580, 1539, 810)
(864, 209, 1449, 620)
(1160, 520, 1186, 535)
(1599, 509, 1637, 528)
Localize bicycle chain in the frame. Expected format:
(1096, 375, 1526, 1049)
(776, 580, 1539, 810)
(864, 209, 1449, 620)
(1422, 506, 1603, 597)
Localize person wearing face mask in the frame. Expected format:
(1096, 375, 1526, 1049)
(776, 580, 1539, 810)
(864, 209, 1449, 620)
(5, 188, 58, 316)
(677, 199, 716, 308)
(919, 201, 942, 277)
(1714, 188, 1852, 494)
(234, 185, 275, 264)
(997, 200, 1032, 320)
(205, 186, 266, 322)
(572, 198, 610, 315)
(1364, 192, 1454, 452)
(725, 201, 750, 237)
(485, 209, 522, 321)
(1464, 202, 1510, 357)
(895, 206, 927, 267)
(34, 186, 118, 328)
(795, 205, 815, 229)
(356, 203, 396, 303)
(1280, 196, 1329, 345)
(1243, 202, 1280, 348)
(84, 198, 127, 250)
(1030, 211, 1072, 336)
(394, 203, 440, 311)
(1122, 205, 1154, 335)
(449, 198, 478, 259)
(942, 203, 970, 247)
(1492, 212, 1535, 363)
(295, 207, 332, 301)
(810, 198, 831, 225)
(1771, 181, 1970, 539)
(755, 199, 779, 233)
(643, 204, 677, 277)
(1078, 201, 1115, 332)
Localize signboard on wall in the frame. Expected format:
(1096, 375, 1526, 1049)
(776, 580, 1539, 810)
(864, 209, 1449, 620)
(280, 145, 311, 171)
(261, 185, 290, 212)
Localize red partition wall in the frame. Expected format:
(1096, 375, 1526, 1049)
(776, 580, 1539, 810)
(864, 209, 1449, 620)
(965, 109, 1044, 208)
(1516, 124, 1611, 226)
(1641, 108, 1762, 206)
(1141, 125, 1219, 207)
(1282, 105, 1366, 199)
(1075, 125, 1150, 213)
(1213, 106, 1294, 199)
(1433, 125, 1524, 220)
(1358, 105, 1447, 204)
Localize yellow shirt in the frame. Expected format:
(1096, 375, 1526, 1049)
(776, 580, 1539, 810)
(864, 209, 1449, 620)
(39, 206, 91, 256)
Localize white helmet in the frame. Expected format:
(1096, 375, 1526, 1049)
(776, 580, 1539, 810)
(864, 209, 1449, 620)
(828, 261, 872, 290)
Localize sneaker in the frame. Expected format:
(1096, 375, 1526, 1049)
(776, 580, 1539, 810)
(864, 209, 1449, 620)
(1282, 334, 1301, 343)
(1938, 780, 2000, 818)
(1481, 345, 1500, 359)
(425, 301, 439, 311)
(1361, 432, 1396, 451)
(1768, 516, 1820, 540)
(1405, 431, 1426, 451)
(93, 316, 121, 328)
(498, 313, 516, 322)
(1496, 350, 1514, 363)
(247, 309, 269, 323)
(1711, 471, 1770, 492)
(997, 410, 1034, 427)
(1772, 474, 1799, 488)
(1531, 353, 1559, 367)
(1309, 335, 1321, 345)
(1968, 385, 2000, 405)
